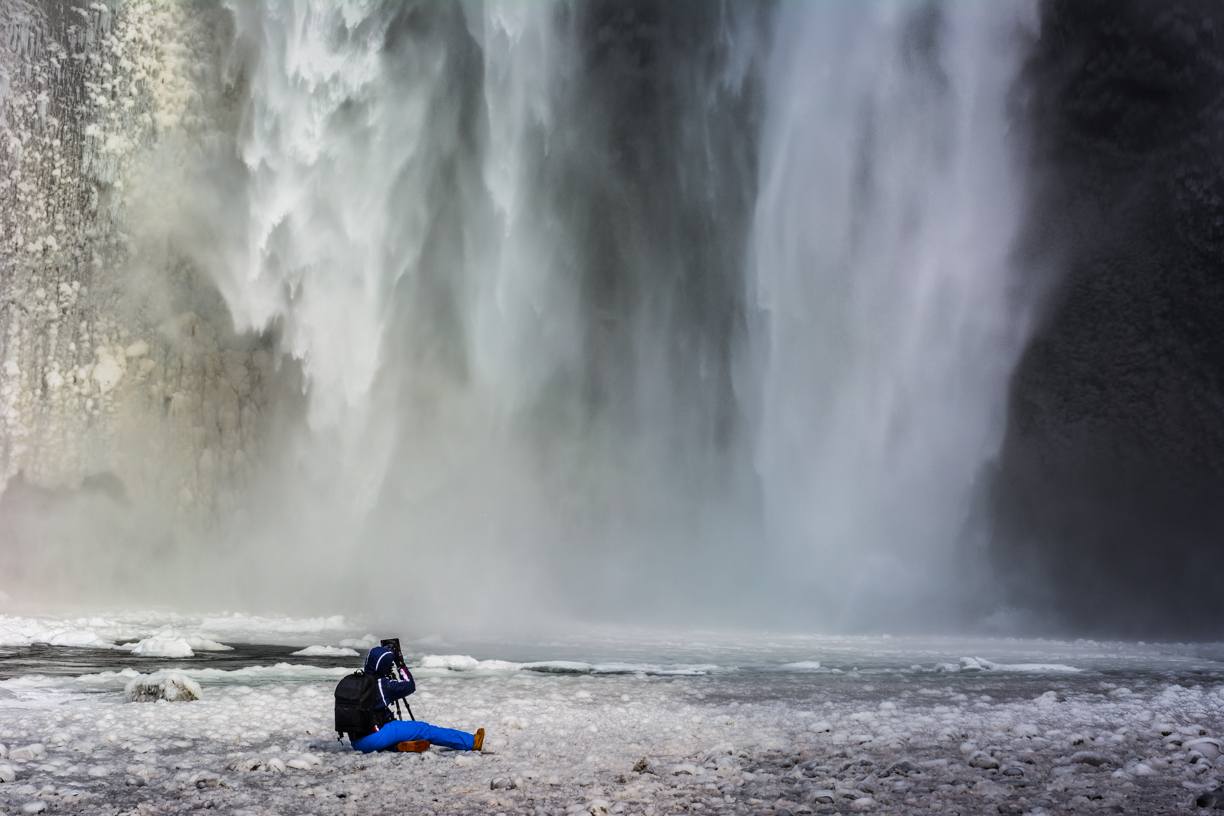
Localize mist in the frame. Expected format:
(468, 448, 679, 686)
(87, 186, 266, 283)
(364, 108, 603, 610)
(6, 0, 1217, 639)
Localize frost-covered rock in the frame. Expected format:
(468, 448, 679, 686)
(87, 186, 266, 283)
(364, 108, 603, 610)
(0, 763, 15, 783)
(1067, 751, 1110, 767)
(1185, 738, 1222, 759)
(968, 751, 999, 769)
(8, 745, 45, 761)
(125, 671, 202, 702)
(286, 754, 322, 770)
(228, 757, 263, 773)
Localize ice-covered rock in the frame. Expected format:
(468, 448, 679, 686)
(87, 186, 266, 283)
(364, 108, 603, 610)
(1185, 738, 1222, 760)
(228, 757, 262, 773)
(286, 754, 322, 770)
(0, 743, 6, 758)
(968, 751, 999, 769)
(265, 757, 286, 773)
(1067, 751, 1110, 767)
(8, 745, 46, 761)
(124, 671, 202, 702)
(20, 802, 46, 815)
(0, 764, 15, 783)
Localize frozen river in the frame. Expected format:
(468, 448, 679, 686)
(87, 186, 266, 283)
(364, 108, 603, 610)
(1, 613, 1222, 815)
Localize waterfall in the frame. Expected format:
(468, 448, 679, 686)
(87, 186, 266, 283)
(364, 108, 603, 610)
(752, 3, 1038, 627)
(0, 1, 1038, 631)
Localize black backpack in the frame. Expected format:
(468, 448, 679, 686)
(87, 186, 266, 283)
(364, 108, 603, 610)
(334, 671, 380, 740)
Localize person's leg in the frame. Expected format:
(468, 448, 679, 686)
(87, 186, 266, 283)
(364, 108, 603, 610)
(351, 720, 427, 753)
(411, 722, 476, 751)
(352, 720, 477, 752)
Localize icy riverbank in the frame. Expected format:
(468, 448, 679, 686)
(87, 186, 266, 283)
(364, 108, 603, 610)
(2, 628, 1224, 814)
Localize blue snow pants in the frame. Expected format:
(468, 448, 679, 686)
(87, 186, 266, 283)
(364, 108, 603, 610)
(351, 720, 476, 753)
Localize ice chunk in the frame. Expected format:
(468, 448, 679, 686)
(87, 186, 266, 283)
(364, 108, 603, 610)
(185, 637, 232, 652)
(125, 671, 202, 703)
(420, 654, 480, 671)
(286, 754, 322, 770)
(0, 764, 15, 783)
(8, 745, 46, 761)
(290, 646, 358, 657)
(419, 654, 524, 672)
(124, 637, 194, 657)
(1185, 738, 1222, 759)
(781, 661, 822, 670)
(21, 802, 46, 814)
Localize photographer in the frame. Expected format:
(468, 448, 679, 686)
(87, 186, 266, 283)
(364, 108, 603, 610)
(343, 645, 485, 754)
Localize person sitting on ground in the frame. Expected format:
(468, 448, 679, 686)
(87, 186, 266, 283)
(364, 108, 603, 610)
(346, 646, 484, 754)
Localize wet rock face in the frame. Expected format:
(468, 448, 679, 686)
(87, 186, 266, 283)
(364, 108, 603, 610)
(991, 0, 1224, 636)
(0, 1, 290, 598)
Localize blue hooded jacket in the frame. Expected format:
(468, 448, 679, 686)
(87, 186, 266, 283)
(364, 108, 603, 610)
(364, 646, 416, 712)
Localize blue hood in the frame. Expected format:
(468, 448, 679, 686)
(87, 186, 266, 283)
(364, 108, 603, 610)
(364, 646, 394, 677)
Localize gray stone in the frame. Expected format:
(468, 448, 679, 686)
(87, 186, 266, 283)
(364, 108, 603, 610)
(1068, 752, 1110, 767)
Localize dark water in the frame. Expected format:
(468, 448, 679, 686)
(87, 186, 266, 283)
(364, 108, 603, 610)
(0, 643, 357, 682)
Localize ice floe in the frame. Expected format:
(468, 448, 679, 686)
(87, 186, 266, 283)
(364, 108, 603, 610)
(290, 646, 359, 657)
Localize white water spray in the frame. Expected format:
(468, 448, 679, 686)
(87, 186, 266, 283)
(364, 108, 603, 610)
(0, 1, 1039, 631)
(753, 3, 1037, 626)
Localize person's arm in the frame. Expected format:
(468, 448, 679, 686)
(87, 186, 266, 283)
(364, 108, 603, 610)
(380, 670, 416, 703)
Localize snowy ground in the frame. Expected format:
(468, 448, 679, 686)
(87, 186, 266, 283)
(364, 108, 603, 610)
(2, 614, 1224, 815)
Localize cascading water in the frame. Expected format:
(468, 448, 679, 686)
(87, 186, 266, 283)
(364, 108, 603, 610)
(752, 3, 1038, 628)
(0, 0, 1039, 632)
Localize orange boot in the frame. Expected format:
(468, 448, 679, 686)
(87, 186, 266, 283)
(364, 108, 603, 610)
(396, 740, 430, 753)
(473, 728, 485, 752)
